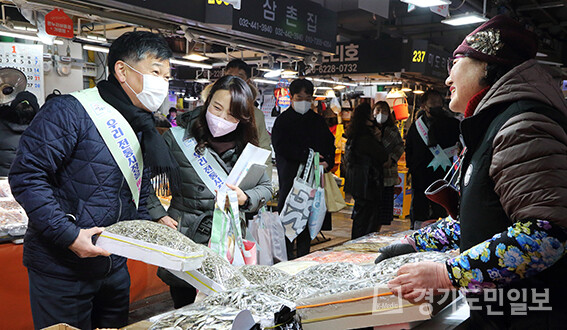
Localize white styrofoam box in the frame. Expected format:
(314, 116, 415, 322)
(169, 269, 224, 296)
(96, 231, 204, 271)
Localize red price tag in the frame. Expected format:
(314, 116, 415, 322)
(45, 8, 74, 39)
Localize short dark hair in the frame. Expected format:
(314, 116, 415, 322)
(420, 90, 443, 107)
(169, 107, 177, 114)
(226, 59, 251, 79)
(192, 75, 258, 153)
(289, 78, 314, 96)
(107, 31, 172, 75)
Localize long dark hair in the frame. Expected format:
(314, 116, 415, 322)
(374, 101, 396, 128)
(192, 75, 258, 152)
(347, 102, 373, 139)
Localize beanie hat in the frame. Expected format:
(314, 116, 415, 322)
(11, 91, 39, 113)
(453, 15, 538, 66)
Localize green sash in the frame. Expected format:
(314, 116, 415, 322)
(71, 87, 144, 208)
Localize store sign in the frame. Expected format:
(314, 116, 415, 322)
(232, 0, 337, 53)
(45, 9, 74, 39)
(406, 40, 450, 79)
(81, 0, 206, 22)
(307, 39, 403, 75)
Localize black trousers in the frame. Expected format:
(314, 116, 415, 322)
(28, 265, 130, 330)
(285, 227, 311, 260)
(351, 197, 381, 239)
(169, 285, 197, 309)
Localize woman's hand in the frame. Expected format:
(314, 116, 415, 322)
(387, 261, 455, 303)
(158, 215, 178, 229)
(225, 184, 248, 206)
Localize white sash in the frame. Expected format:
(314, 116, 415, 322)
(170, 126, 227, 195)
(71, 87, 144, 208)
(416, 116, 458, 171)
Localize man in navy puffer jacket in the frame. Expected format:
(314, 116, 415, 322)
(9, 32, 178, 330)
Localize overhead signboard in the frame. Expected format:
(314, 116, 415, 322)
(406, 39, 451, 79)
(307, 39, 403, 75)
(45, 9, 74, 39)
(232, 0, 337, 53)
(81, 0, 207, 22)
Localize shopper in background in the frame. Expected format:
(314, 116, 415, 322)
(373, 101, 404, 227)
(9, 31, 177, 329)
(224, 58, 273, 179)
(345, 102, 387, 239)
(378, 15, 567, 328)
(147, 75, 272, 308)
(272, 78, 335, 259)
(0, 91, 39, 176)
(166, 107, 178, 127)
(405, 90, 460, 229)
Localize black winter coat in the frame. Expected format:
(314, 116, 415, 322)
(344, 132, 387, 200)
(0, 120, 27, 176)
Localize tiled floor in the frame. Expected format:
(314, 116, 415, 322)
(128, 203, 411, 324)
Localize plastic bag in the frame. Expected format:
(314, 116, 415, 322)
(307, 161, 326, 240)
(330, 97, 341, 114)
(250, 207, 288, 265)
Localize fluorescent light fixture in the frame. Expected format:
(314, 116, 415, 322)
(401, 83, 412, 92)
(0, 30, 63, 44)
(76, 34, 107, 44)
(83, 44, 109, 53)
(386, 89, 407, 99)
(536, 52, 548, 58)
(183, 53, 208, 61)
(442, 12, 488, 26)
(360, 81, 402, 86)
(170, 58, 213, 69)
(400, 0, 450, 8)
(264, 69, 283, 78)
(252, 78, 278, 85)
(413, 86, 425, 94)
(307, 77, 358, 87)
(315, 86, 332, 90)
(333, 85, 346, 90)
(195, 78, 211, 83)
(13, 25, 38, 33)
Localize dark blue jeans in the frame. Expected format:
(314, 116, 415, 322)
(28, 265, 130, 330)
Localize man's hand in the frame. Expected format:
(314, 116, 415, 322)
(68, 227, 110, 258)
(158, 215, 178, 229)
(226, 184, 248, 206)
(388, 261, 455, 303)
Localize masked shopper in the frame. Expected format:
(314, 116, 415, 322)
(271, 78, 335, 259)
(377, 15, 567, 328)
(147, 75, 272, 308)
(345, 102, 388, 239)
(0, 91, 40, 176)
(373, 101, 404, 227)
(9, 32, 177, 329)
(405, 90, 461, 229)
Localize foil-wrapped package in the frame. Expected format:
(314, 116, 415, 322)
(149, 304, 241, 330)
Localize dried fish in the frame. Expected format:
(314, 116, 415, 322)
(367, 251, 452, 283)
(104, 220, 201, 254)
(333, 242, 390, 253)
(238, 264, 291, 285)
(295, 262, 366, 286)
(263, 277, 320, 301)
(196, 248, 249, 289)
(202, 286, 295, 323)
(149, 304, 241, 330)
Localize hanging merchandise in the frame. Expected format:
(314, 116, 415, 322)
(392, 98, 409, 120)
(274, 79, 291, 111)
(330, 97, 341, 114)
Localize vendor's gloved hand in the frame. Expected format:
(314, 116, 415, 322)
(374, 237, 416, 264)
(387, 261, 455, 303)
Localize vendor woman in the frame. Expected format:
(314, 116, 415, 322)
(377, 15, 567, 328)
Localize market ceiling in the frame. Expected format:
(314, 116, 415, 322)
(0, 0, 565, 86)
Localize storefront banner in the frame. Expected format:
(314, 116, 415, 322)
(406, 39, 451, 79)
(232, 0, 337, 53)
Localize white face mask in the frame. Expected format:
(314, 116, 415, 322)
(206, 110, 239, 137)
(293, 100, 311, 115)
(124, 62, 169, 112)
(375, 113, 388, 124)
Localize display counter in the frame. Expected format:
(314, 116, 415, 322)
(0, 242, 168, 329)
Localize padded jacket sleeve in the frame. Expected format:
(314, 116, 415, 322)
(8, 98, 81, 248)
(490, 112, 567, 228)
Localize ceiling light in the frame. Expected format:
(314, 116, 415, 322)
(195, 78, 211, 83)
(13, 25, 38, 33)
(333, 85, 346, 90)
(401, 83, 412, 92)
(413, 85, 425, 94)
(76, 33, 107, 44)
(264, 69, 283, 78)
(183, 53, 208, 61)
(360, 81, 402, 86)
(316, 86, 332, 90)
(0, 30, 64, 45)
(442, 12, 488, 26)
(83, 44, 109, 53)
(400, 0, 451, 8)
(325, 89, 336, 98)
(536, 52, 548, 58)
(386, 89, 407, 99)
(252, 78, 278, 85)
(170, 58, 212, 69)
